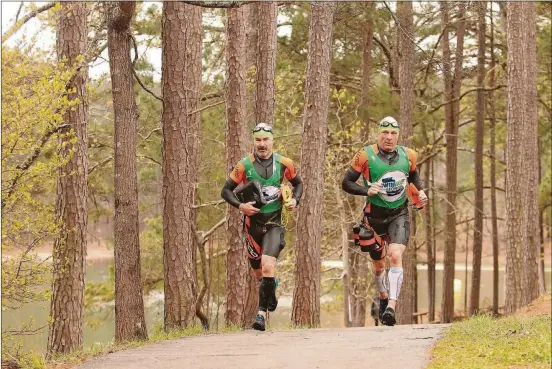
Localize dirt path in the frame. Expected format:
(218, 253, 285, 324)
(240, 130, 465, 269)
(76, 324, 449, 369)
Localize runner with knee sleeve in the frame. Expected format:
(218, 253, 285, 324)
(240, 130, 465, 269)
(221, 123, 303, 331)
(342, 116, 428, 326)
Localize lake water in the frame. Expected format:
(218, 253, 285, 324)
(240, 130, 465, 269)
(2, 259, 550, 354)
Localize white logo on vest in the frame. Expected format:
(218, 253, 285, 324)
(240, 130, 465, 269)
(262, 185, 281, 204)
(378, 170, 407, 202)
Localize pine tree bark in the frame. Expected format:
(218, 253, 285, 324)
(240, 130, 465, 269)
(48, 2, 88, 354)
(161, 2, 202, 330)
(520, 2, 540, 304)
(469, 1, 486, 317)
(246, 4, 258, 71)
(291, 2, 335, 328)
(505, 2, 526, 314)
(441, 2, 466, 323)
(255, 2, 277, 126)
(396, 0, 416, 325)
(489, 9, 500, 316)
(107, 1, 148, 342)
(349, 2, 374, 327)
(224, 5, 250, 328)
(424, 158, 436, 321)
(242, 4, 261, 323)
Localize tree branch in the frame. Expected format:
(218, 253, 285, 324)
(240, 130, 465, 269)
(1, 123, 70, 209)
(457, 185, 505, 194)
(197, 216, 227, 245)
(139, 155, 161, 166)
(14, 2, 24, 24)
(193, 199, 226, 209)
(457, 147, 506, 165)
(372, 34, 399, 91)
(188, 100, 225, 116)
(201, 91, 224, 101)
(429, 85, 506, 114)
(88, 156, 113, 175)
(2, 2, 55, 43)
(139, 127, 161, 143)
(2, 324, 48, 337)
(132, 68, 163, 102)
(130, 34, 139, 67)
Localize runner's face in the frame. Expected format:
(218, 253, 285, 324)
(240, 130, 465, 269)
(254, 136, 273, 159)
(378, 129, 399, 152)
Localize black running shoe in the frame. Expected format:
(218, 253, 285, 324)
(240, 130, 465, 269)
(381, 306, 396, 326)
(268, 278, 279, 312)
(379, 298, 388, 323)
(252, 314, 266, 331)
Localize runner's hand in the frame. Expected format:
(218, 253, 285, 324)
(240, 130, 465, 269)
(367, 182, 382, 196)
(284, 198, 297, 211)
(418, 190, 428, 207)
(239, 201, 259, 216)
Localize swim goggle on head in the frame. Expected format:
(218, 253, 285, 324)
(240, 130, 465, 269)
(252, 123, 274, 139)
(378, 116, 400, 133)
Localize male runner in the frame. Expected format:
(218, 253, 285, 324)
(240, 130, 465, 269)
(342, 116, 427, 326)
(221, 123, 303, 331)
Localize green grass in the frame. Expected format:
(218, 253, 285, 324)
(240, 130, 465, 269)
(428, 314, 551, 369)
(38, 324, 240, 369)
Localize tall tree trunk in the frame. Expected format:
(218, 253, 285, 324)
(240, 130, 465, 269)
(396, 0, 416, 325)
(358, 2, 374, 138)
(224, 5, 250, 328)
(246, 4, 258, 70)
(349, 2, 374, 327)
(242, 4, 260, 323)
(441, 2, 466, 323)
(48, 2, 88, 354)
(469, 1, 486, 317)
(431, 157, 437, 319)
(520, 2, 540, 304)
(424, 158, 435, 321)
(489, 6, 500, 316)
(161, 2, 202, 330)
(505, 2, 527, 314)
(255, 2, 277, 126)
(107, 1, 148, 342)
(291, 2, 335, 328)
(420, 117, 436, 322)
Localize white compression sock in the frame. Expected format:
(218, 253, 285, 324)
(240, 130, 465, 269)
(388, 266, 403, 301)
(372, 269, 388, 294)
